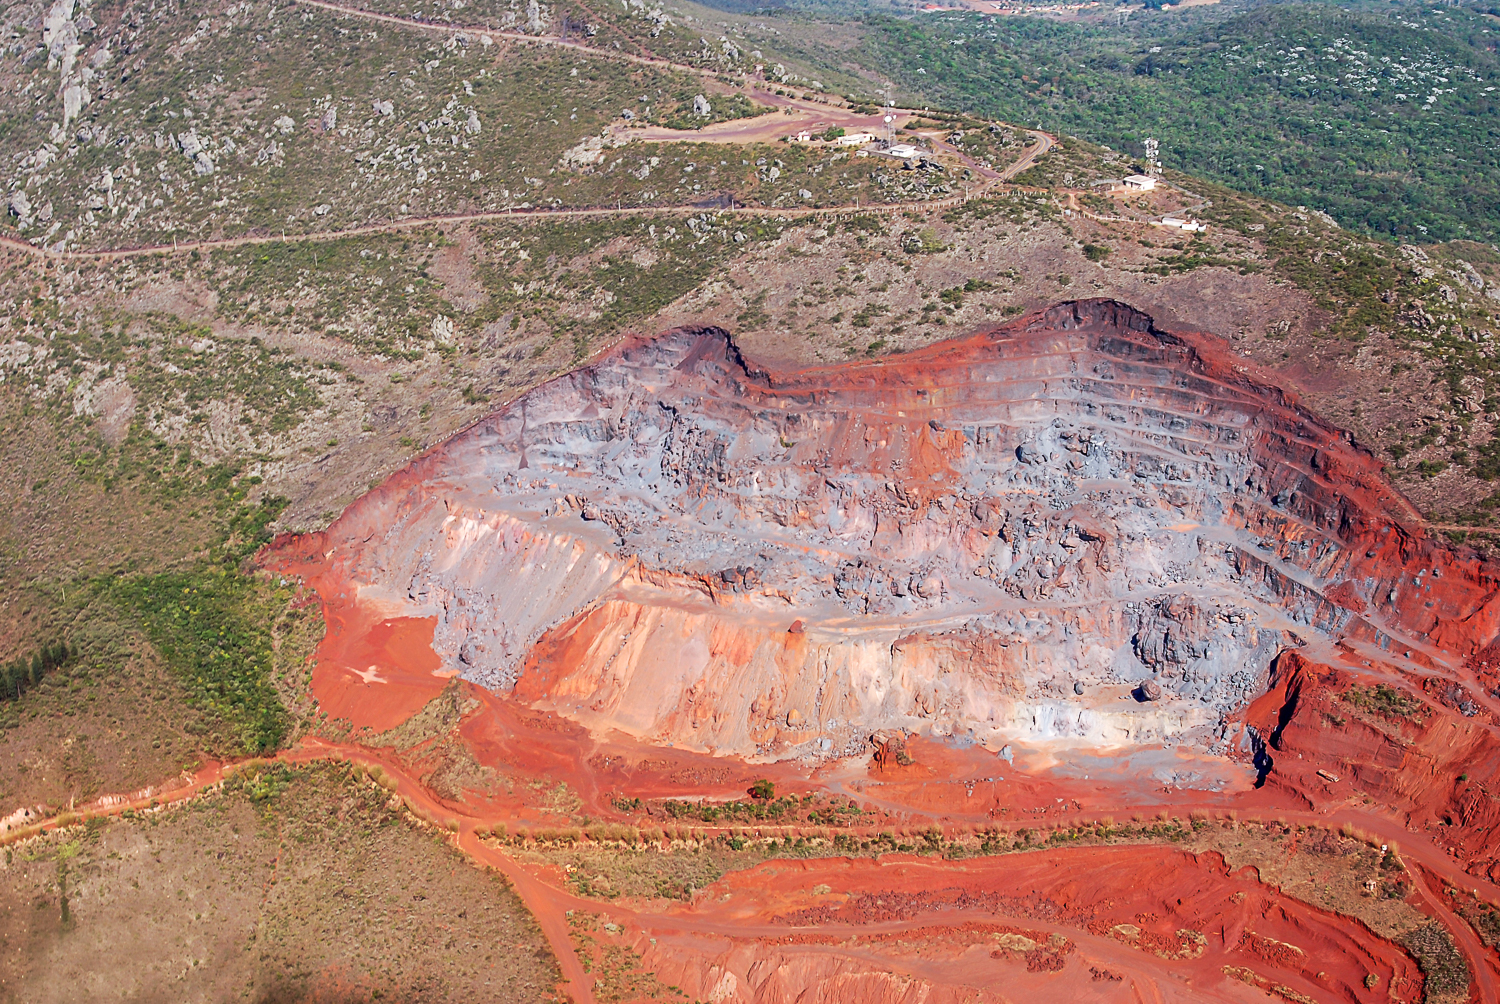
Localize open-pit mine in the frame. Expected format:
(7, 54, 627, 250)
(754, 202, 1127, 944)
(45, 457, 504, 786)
(271, 300, 1500, 1004)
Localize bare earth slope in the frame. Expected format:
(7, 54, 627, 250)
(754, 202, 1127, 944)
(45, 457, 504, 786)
(280, 298, 1500, 779)
(255, 298, 1500, 1002)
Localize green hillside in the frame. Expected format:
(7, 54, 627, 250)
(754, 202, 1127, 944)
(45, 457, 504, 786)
(862, 3, 1500, 242)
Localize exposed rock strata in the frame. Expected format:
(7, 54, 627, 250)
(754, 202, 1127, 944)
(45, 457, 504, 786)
(283, 300, 1500, 765)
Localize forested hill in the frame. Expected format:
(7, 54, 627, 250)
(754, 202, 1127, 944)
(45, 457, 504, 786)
(861, 3, 1500, 242)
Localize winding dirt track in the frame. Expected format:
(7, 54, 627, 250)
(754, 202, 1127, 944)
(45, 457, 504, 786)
(0, 0, 1054, 262)
(0, 150, 1045, 262)
(7, 739, 1499, 1004)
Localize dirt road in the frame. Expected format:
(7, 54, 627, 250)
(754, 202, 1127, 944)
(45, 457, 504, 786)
(0, 0, 1058, 262)
(9, 735, 1500, 1004)
(0, 127, 1054, 261)
(294, 0, 684, 73)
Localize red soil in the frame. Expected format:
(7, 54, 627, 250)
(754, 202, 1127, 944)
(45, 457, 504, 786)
(260, 300, 1500, 1003)
(620, 845, 1425, 1004)
(274, 532, 452, 732)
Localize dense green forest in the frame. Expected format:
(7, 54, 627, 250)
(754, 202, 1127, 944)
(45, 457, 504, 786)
(860, 3, 1500, 241)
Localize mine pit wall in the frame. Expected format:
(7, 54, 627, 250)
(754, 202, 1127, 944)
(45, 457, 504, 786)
(333, 486, 1306, 757)
(266, 298, 1500, 771)
(510, 592, 1233, 758)
(1232, 462, 1500, 656)
(315, 489, 1294, 757)
(1248, 650, 1500, 883)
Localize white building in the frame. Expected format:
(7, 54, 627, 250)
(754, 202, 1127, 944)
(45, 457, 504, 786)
(1159, 217, 1206, 232)
(884, 143, 922, 159)
(1122, 174, 1157, 191)
(835, 131, 877, 147)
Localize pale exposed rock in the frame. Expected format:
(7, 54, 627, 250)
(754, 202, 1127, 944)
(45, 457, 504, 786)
(62, 81, 89, 126)
(73, 374, 136, 445)
(560, 131, 626, 169)
(8, 189, 32, 227)
(176, 130, 215, 175)
(693, 94, 712, 117)
(43, 0, 78, 68)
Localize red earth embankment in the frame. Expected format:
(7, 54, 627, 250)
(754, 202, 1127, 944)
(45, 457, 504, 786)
(260, 299, 1500, 1003)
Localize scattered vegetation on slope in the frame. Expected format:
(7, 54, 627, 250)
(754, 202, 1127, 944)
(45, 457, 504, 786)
(0, 762, 559, 1002)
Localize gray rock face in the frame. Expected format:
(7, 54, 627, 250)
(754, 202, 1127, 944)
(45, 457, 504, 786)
(693, 94, 712, 117)
(8, 189, 32, 226)
(176, 130, 215, 175)
(302, 301, 1464, 762)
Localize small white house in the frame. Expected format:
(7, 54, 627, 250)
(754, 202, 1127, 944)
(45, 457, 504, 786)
(885, 143, 922, 159)
(791, 129, 813, 143)
(1122, 174, 1157, 191)
(835, 131, 877, 147)
(1159, 217, 1207, 232)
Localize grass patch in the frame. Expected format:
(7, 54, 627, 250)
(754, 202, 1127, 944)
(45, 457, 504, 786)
(1341, 683, 1425, 722)
(102, 567, 291, 756)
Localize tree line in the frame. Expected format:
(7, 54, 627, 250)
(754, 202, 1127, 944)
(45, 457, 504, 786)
(0, 641, 73, 702)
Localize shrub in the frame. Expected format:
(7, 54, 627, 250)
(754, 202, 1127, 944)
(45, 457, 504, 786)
(584, 823, 639, 843)
(108, 571, 289, 754)
(1343, 684, 1423, 720)
(0, 640, 73, 702)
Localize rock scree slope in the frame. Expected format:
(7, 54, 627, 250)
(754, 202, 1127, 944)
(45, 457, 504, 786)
(273, 299, 1500, 792)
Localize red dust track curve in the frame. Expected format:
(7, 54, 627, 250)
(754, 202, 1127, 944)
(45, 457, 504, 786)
(7, 739, 1500, 1004)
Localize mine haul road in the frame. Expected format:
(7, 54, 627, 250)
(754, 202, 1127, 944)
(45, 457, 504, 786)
(8, 738, 1500, 1004)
